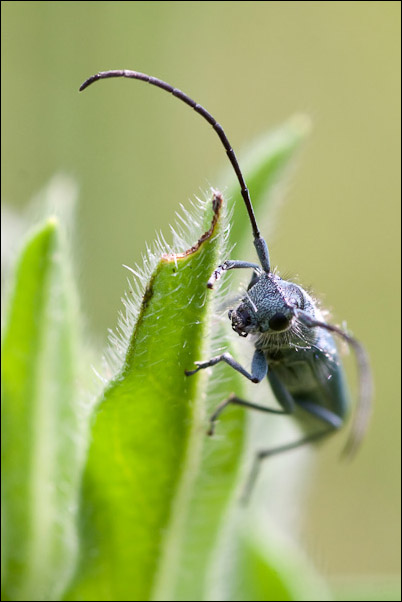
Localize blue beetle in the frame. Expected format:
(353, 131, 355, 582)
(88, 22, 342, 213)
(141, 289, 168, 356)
(187, 252, 371, 496)
(80, 70, 372, 498)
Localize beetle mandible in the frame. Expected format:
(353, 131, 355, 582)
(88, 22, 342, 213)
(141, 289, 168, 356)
(80, 70, 373, 499)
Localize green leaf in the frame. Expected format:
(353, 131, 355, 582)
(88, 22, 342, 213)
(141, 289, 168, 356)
(216, 524, 332, 602)
(1, 217, 83, 601)
(65, 194, 231, 601)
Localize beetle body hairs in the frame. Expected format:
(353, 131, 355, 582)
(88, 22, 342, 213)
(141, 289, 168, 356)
(80, 70, 373, 501)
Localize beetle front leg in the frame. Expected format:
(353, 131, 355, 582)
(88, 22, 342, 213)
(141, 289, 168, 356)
(207, 260, 261, 289)
(185, 348, 267, 383)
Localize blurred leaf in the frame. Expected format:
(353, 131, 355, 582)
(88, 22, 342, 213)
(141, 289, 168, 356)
(216, 525, 332, 602)
(225, 533, 297, 601)
(220, 115, 311, 257)
(1, 217, 83, 601)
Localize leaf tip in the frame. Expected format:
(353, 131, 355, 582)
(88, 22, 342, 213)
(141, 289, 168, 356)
(45, 215, 59, 229)
(162, 190, 223, 262)
(287, 113, 312, 139)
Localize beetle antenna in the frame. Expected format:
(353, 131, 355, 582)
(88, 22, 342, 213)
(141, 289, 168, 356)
(295, 310, 373, 457)
(79, 69, 270, 272)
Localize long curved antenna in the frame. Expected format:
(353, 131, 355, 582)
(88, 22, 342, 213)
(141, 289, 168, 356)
(79, 69, 270, 271)
(295, 309, 373, 457)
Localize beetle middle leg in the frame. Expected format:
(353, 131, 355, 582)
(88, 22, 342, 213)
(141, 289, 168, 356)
(185, 348, 268, 384)
(207, 392, 294, 436)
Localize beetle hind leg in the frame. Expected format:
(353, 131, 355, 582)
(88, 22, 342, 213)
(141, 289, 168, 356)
(240, 427, 337, 505)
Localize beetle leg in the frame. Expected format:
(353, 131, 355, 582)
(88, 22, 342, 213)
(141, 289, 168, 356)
(241, 400, 344, 504)
(207, 392, 293, 436)
(207, 260, 261, 288)
(185, 349, 267, 383)
(241, 427, 336, 504)
(295, 309, 373, 457)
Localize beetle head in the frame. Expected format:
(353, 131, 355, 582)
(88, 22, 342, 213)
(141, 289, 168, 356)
(229, 273, 305, 337)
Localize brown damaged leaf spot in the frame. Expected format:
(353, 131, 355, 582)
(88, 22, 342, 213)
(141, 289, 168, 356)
(142, 282, 154, 311)
(161, 191, 223, 262)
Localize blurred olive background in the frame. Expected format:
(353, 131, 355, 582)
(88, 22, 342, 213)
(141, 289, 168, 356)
(2, 0, 400, 588)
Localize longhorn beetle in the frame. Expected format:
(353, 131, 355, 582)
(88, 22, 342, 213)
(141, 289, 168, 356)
(80, 70, 373, 499)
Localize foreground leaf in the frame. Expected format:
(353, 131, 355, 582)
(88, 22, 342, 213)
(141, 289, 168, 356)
(66, 195, 228, 601)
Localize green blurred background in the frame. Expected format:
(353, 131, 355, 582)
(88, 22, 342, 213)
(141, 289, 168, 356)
(2, 0, 400, 590)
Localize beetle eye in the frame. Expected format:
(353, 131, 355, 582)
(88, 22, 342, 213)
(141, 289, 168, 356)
(238, 308, 251, 326)
(269, 313, 290, 332)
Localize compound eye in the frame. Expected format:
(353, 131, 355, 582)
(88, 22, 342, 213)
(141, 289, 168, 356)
(238, 308, 252, 326)
(269, 312, 290, 332)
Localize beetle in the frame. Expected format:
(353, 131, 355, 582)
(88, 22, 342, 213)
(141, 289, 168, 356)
(80, 70, 372, 499)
